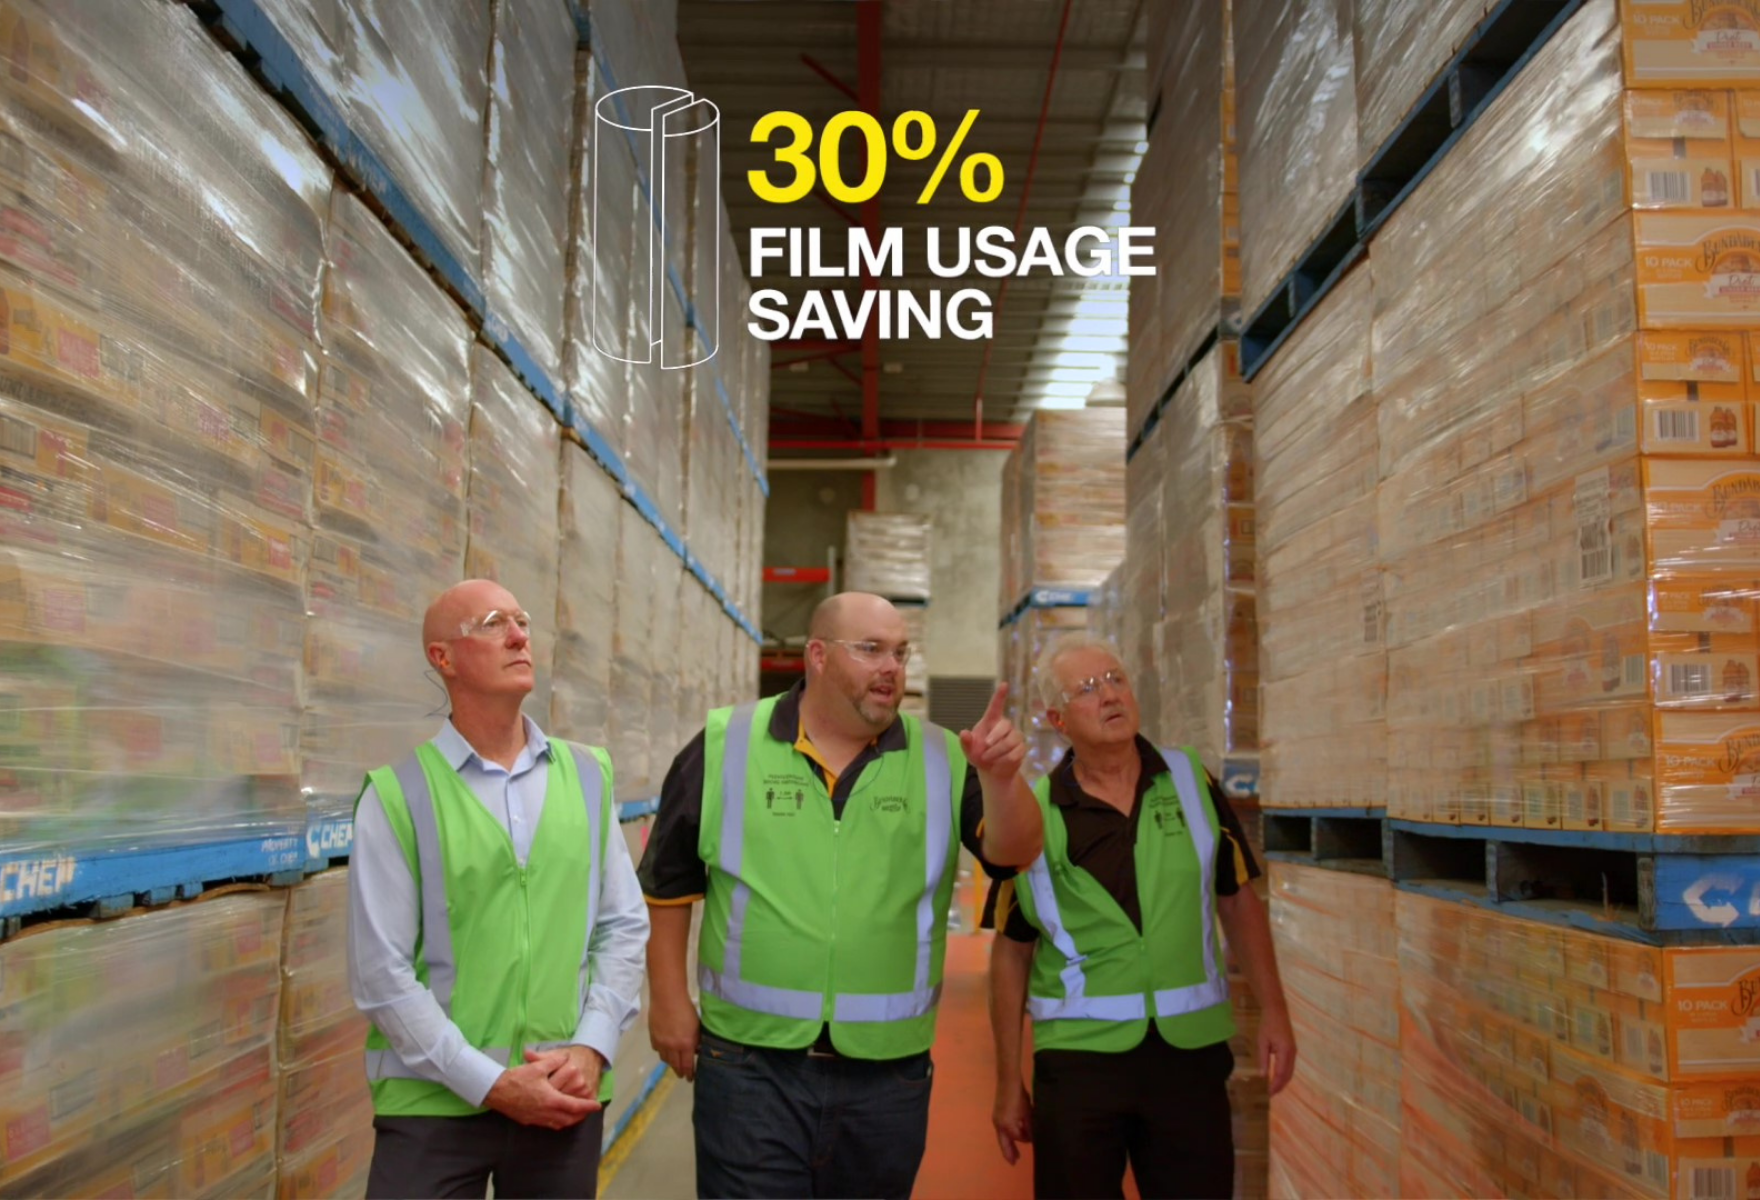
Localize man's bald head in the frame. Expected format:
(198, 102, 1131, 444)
(422, 579, 520, 649)
(808, 592, 902, 641)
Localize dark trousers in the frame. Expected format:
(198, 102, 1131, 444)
(364, 1109, 606, 1199)
(1032, 1030, 1235, 1200)
(692, 1028, 935, 1199)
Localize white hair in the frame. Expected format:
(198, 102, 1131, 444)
(1034, 633, 1124, 709)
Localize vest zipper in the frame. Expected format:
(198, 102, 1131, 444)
(827, 817, 840, 1025)
(517, 864, 531, 1065)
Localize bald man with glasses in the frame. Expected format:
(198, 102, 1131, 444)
(347, 580, 649, 1198)
(639, 591, 1044, 1199)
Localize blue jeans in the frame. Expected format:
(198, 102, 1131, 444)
(692, 1028, 934, 1199)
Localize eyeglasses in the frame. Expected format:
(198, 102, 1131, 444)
(454, 608, 533, 640)
(1061, 668, 1128, 704)
(822, 639, 911, 667)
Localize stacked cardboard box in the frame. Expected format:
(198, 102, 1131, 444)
(1369, 0, 1760, 835)
(1255, 268, 1385, 810)
(846, 512, 933, 602)
(0, 894, 286, 1196)
(1146, 346, 1259, 774)
(0, 0, 329, 850)
(1266, 864, 1401, 1200)
(1235, 0, 1360, 317)
(465, 346, 562, 719)
(999, 410, 1128, 618)
(553, 446, 623, 744)
(301, 191, 472, 827)
(1399, 891, 1760, 1199)
(275, 871, 372, 1200)
(248, 0, 491, 291)
(1351, 0, 1488, 166)
(483, 0, 576, 383)
(1133, 0, 1241, 433)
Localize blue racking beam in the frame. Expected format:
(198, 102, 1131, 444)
(200, 0, 765, 643)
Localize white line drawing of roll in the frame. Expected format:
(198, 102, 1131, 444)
(593, 85, 720, 368)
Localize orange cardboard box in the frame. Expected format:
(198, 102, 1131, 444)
(1655, 710, 1760, 830)
(1626, 90, 1735, 208)
(1644, 458, 1760, 572)
(1639, 330, 1747, 383)
(1623, 0, 1760, 87)
(1636, 212, 1760, 326)
(1640, 380, 1753, 455)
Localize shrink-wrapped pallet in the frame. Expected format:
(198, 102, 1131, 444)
(553, 445, 623, 744)
(846, 512, 933, 602)
(1135, 0, 1240, 418)
(241, 0, 489, 279)
(0, 0, 331, 850)
(302, 190, 472, 825)
(1350, 0, 1487, 166)
(1398, 890, 1760, 1199)
(1153, 344, 1258, 771)
(466, 346, 562, 720)
(1266, 864, 1401, 1200)
(1000, 410, 1127, 620)
(483, 0, 576, 382)
(244, 0, 491, 282)
(276, 870, 371, 1200)
(0, 893, 286, 1196)
(1235, 0, 1359, 316)
(1256, 268, 1384, 810)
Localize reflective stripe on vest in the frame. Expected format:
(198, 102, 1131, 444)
(1024, 747, 1227, 1023)
(698, 703, 954, 1023)
(366, 741, 605, 1081)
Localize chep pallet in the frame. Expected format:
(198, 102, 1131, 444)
(998, 587, 1094, 630)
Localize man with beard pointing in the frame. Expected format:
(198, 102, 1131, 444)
(639, 591, 1043, 1198)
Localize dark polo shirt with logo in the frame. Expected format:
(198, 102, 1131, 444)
(994, 735, 1260, 943)
(638, 679, 1002, 904)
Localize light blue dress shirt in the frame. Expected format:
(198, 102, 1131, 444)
(347, 716, 650, 1108)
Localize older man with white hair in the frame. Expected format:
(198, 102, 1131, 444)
(986, 633, 1295, 1200)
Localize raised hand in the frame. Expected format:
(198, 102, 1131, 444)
(959, 682, 1026, 780)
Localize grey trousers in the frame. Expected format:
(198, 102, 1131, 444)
(365, 1109, 606, 1200)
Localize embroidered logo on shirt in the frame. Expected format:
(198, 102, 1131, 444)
(870, 794, 910, 814)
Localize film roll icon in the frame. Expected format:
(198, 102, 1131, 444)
(593, 86, 720, 369)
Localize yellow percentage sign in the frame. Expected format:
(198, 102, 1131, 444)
(893, 110, 1003, 204)
(748, 109, 1003, 204)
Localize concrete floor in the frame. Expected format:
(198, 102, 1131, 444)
(597, 931, 1034, 1200)
(601, 1074, 696, 1200)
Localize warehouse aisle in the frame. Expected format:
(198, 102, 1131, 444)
(601, 931, 1030, 1200)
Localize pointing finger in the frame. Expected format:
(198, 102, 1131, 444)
(980, 681, 1009, 727)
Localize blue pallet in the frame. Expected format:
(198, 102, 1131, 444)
(1221, 758, 1260, 803)
(1384, 819, 1760, 940)
(206, 0, 485, 317)
(303, 814, 354, 874)
(998, 587, 1094, 629)
(0, 832, 308, 925)
(202, 0, 765, 646)
(1237, 0, 1589, 381)
(1394, 878, 1680, 946)
(1387, 820, 1760, 856)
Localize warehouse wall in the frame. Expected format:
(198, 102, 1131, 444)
(761, 469, 863, 643)
(875, 451, 1003, 678)
(759, 454, 1002, 678)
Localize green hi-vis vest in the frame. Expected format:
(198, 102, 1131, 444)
(697, 697, 964, 1059)
(1013, 745, 1234, 1054)
(358, 738, 615, 1116)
